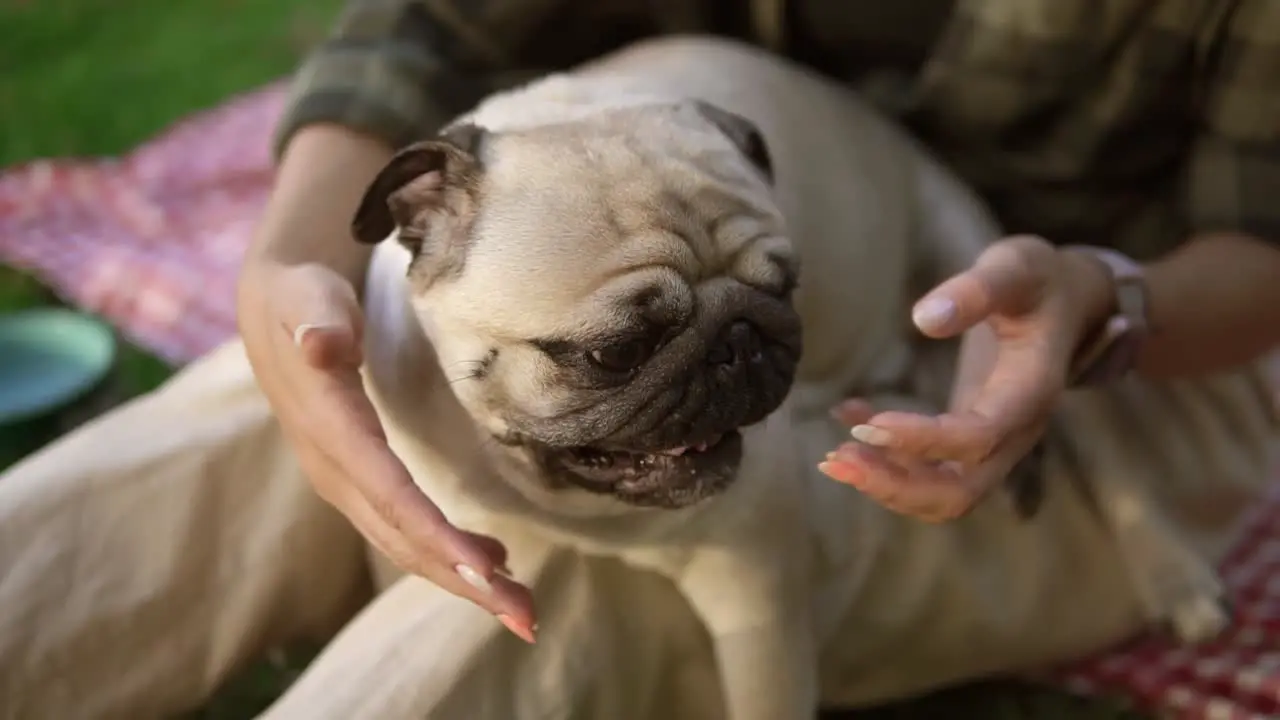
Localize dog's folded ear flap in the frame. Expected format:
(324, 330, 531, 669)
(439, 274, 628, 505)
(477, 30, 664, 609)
(350, 123, 487, 246)
(692, 101, 774, 184)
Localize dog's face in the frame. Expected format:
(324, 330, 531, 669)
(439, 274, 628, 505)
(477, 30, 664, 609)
(353, 101, 802, 509)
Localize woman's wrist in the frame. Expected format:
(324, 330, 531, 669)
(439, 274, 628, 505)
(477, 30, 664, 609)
(1056, 247, 1118, 356)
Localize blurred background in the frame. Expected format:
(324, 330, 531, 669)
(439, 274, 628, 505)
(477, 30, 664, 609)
(0, 0, 346, 467)
(0, 2, 1147, 718)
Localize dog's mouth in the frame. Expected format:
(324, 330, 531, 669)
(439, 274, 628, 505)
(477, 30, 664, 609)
(548, 430, 745, 509)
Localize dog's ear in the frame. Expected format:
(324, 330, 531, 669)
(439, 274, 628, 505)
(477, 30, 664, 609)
(351, 123, 488, 249)
(692, 101, 774, 183)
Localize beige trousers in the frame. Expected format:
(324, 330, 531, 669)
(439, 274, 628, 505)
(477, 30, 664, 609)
(0, 341, 727, 720)
(0, 340, 1277, 719)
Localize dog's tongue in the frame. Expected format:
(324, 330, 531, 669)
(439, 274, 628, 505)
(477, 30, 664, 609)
(659, 434, 723, 456)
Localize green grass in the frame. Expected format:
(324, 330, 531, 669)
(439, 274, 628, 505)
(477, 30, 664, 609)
(0, 0, 339, 164)
(0, 2, 1146, 717)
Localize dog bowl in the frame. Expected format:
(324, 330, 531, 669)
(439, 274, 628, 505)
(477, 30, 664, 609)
(0, 309, 117, 464)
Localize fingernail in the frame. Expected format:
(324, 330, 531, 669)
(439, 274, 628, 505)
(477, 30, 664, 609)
(497, 614, 537, 644)
(455, 564, 493, 595)
(293, 323, 325, 347)
(850, 424, 893, 447)
(912, 297, 956, 333)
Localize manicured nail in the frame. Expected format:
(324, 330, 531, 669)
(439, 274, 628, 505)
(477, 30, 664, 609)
(292, 323, 325, 347)
(455, 564, 492, 595)
(497, 614, 537, 644)
(850, 424, 893, 447)
(912, 297, 956, 334)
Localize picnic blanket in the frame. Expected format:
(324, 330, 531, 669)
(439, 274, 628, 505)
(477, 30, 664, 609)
(1, 84, 1279, 719)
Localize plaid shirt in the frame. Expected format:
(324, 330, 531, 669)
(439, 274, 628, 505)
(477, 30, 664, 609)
(277, 0, 1280, 256)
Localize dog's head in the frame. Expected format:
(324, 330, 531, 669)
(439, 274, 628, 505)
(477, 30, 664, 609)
(353, 101, 801, 509)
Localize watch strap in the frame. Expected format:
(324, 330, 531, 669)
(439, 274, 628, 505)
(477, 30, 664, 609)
(1063, 246, 1151, 386)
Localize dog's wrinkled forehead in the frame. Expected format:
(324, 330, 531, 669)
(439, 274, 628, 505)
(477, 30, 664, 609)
(466, 105, 782, 327)
(486, 101, 773, 200)
(351, 101, 781, 310)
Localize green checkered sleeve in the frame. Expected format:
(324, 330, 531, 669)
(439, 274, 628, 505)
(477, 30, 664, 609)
(273, 0, 613, 156)
(1186, 0, 1280, 242)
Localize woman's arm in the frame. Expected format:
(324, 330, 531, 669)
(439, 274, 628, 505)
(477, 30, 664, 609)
(249, 0, 517, 290)
(1060, 0, 1280, 381)
(243, 125, 392, 292)
(1061, 230, 1280, 381)
(1124, 0, 1280, 377)
(1135, 232, 1280, 377)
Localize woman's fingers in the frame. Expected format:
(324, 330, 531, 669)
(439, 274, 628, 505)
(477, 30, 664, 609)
(279, 323, 534, 628)
(275, 264, 365, 369)
(824, 235, 1073, 521)
(352, 501, 538, 639)
(246, 262, 538, 637)
(829, 398, 876, 427)
(912, 235, 1057, 338)
(820, 442, 986, 521)
(300, 441, 538, 638)
(460, 530, 512, 575)
(313, 379, 507, 584)
(294, 322, 363, 370)
(847, 348, 1057, 464)
(848, 411, 998, 464)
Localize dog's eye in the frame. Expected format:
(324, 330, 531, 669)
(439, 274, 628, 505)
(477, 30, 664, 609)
(588, 338, 656, 373)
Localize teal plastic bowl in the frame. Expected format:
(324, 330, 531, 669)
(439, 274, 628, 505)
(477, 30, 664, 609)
(0, 309, 117, 464)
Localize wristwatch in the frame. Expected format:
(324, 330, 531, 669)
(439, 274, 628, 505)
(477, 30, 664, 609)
(1063, 246, 1152, 386)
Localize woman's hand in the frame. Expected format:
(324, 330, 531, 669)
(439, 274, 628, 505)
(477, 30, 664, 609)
(237, 126, 536, 641)
(819, 235, 1113, 522)
(237, 260, 537, 641)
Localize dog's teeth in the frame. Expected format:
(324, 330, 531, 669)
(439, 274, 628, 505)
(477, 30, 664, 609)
(660, 433, 725, 457)
(584, 452, 613, 468)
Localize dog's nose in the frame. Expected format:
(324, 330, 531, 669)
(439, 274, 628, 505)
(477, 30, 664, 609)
(708, 320, 763, 367)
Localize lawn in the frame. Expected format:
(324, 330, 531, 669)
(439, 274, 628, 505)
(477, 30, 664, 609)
(0, 2, 1145, 717)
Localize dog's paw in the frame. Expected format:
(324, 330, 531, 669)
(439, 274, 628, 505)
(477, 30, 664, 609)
(1096, 484, 1233, 645)
(1144, 555, 1232, 644)
(1123, 534, 1231, 644)
(1160, 591, 1232, 645)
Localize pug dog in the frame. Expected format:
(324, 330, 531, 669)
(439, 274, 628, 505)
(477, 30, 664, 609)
(352, 36, 1276, 718)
